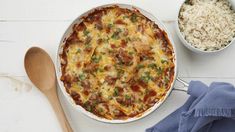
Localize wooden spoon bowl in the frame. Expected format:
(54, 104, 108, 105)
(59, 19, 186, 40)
(24, 47, 73, 132)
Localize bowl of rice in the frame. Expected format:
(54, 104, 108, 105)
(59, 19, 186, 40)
(176, 0, 235, 53)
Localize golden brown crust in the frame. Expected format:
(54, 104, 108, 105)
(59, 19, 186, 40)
(60, 5, 175, 120)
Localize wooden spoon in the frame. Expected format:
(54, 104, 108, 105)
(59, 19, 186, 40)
(24, 47, 73, 132)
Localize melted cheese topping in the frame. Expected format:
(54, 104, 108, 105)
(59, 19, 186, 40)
(60, 6, 175, 120)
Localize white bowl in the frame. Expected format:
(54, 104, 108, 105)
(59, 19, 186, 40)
(175, 0, 235, 54)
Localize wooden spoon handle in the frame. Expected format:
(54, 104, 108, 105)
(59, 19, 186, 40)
(45, 88, 73, 132)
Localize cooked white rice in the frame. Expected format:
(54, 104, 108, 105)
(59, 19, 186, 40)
(179, 0, 235, 51)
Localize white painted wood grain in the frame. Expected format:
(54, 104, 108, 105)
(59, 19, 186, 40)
(0, 0, 184, 21)
(0, 76, 62, 132)
(1, 0, 235, 132)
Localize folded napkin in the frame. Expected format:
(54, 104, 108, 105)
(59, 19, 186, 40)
(146, 81, 235, 132)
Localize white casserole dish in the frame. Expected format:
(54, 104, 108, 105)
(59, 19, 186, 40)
(55, 3, 178, 123)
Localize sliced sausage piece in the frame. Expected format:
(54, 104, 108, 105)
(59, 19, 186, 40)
(66, 32, 83, 44)
(81, 80, 91, 89)
(116, 96, 133, 107)
(95, 21, 103, 30)
(115, 19, 126, 25)
(105, 76, 117, 85)
(130, 84, 140, 92)
(138, 80, 147, 88)
(70, 91, 82, 105)
(74, 22, 86, 32)
(104, 65, 112, 71)
(115, 49, 133, 65)
(144, 90, 156, 102)
(83, 62, 98, 73)
(120, 40, 127, 48)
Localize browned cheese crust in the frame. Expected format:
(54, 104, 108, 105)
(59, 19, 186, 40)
(60, 6, 175, 120)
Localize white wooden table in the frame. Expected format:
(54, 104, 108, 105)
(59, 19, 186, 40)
(1, 0, 235, 132)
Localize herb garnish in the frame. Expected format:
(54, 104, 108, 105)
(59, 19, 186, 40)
(148, 63, 157, 69)
(83, 29, 90, 36)
(137, 64, 144, 70)
(125, 95, 131, 100)
(130, 14, 138, 23)
(161, 59, 168, 64)
(76, 48, 81, 53)
(111, 28, 122, 39)
(113, 87, 119, 96)
(78, 73, 86, 81)
(91, 55, 102, 63)
(140, 71, 153, 83)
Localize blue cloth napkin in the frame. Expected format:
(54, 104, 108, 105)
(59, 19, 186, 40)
(146, 81, 235, 132)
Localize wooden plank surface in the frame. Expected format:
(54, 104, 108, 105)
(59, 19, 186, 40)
(0, 0, 184, 21)
(1, 0, 235, 132)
